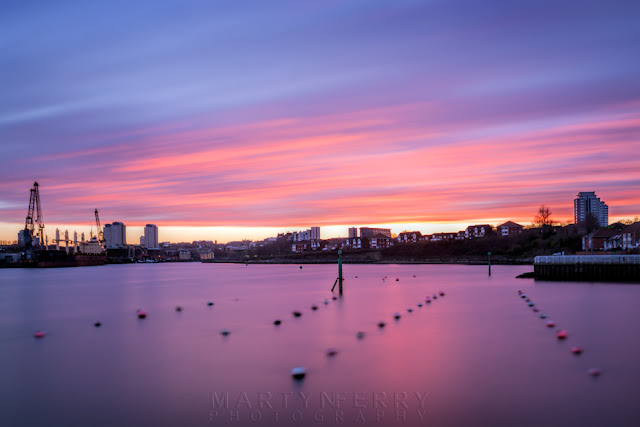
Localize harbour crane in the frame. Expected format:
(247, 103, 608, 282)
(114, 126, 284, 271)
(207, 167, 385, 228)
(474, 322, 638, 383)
(94, 209, 104, 243)
(24, 181, 45, 252)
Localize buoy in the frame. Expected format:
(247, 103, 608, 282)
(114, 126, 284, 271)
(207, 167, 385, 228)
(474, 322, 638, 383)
(273, 319, 281, 325)
(299, 266, 302, 269)
(394, 312, 401, 319)
(433, 295, 438, 299)
(413, 275, 416, 278)
(207, 301, 214, 306)
(291, 367, 306, 379)
(378, 321, 386, 328)
(332, 296, 338, 300)
(175, 306, 182, 312)
(525, 298, 530, 302)
(571, 347, 583, 355)
(94, 322, 101, 327)
(137, 309, 147, 319)
(292, 311, 302, 317)
(417, 303, 423, 307)
(540, 314, 547, 319)
(396, 278, 399, 281)
(323, 299, 329, 305)
(326, 348, 338, 357)
(546, 321, 555, 327)
(220, 329, 230, 336)
(532, 307, 539, 312)
(425, 299, 431, 304)
(407, 308, 413, 313)
(34, 331, 45, 338)
(518, 290, 523, 295)
(356, 331, 365, 339)
(556, 330, 568, 339)
(355, 276, 358, 278)
(439, 291, 445, 296)
(528, 302, 534, 307)
(520, 294, 526, 299)
(587, 368, 602, 377)
(311, 305, 318, 310)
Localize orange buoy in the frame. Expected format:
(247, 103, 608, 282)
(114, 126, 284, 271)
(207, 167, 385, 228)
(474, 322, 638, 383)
(556, 330, 568, 340)
(34, 331, 45, 338)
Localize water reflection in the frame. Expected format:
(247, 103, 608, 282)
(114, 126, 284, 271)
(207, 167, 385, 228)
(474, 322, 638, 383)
(0, 263, 639, 426)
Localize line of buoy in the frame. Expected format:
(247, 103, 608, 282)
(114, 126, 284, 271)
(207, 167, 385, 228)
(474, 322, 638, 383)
(282, 285, 449, 383)
(517, 290, 599, 377)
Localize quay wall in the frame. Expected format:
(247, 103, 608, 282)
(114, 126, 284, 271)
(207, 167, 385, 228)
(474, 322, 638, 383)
(534, 255, 640, 282)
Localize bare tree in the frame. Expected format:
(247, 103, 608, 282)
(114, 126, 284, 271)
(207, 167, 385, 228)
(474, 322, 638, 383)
(533, 205, 553, 227)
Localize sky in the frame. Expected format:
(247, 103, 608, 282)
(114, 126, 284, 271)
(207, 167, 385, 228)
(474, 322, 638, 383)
(1, 0, 640, 244)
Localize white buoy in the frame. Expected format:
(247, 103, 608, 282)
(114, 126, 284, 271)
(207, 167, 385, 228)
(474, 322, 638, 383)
(394, 312, 401, 319)
(291, 367, 306, 379)
(221, 329, 230, 336)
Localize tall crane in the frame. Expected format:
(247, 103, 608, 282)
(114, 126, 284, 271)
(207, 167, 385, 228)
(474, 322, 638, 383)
(24, 181, 45, 251)
(94, 209, 104, 243)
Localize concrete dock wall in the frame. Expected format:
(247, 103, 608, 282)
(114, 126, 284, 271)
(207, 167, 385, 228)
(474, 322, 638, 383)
(534, 255, 640, 282)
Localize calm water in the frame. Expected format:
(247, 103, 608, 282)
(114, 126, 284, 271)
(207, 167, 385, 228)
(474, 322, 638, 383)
(1, 263, 639, 427)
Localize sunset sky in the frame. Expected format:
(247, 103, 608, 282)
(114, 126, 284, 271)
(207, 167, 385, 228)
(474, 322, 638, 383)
(1, 1, 639, 243)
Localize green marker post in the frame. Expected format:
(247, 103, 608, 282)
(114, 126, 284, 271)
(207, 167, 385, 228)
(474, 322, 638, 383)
(338, 249, 343, 294)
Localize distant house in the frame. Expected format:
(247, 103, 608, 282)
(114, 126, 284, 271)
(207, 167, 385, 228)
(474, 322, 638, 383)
(582, 228, 620, 251)
(343, 237, 364, 249)
(496, 221, 524, 236)
(604, 222, 640, 251)
(429, 232, 455, 241)
(292, 241, 310, 253)
(455, 231, 466, 240)
(621, 222, 640, 249)
(369, 234, 394, 249)
(465, 225, 493, 239)
(199, 249, 214, 260)
(397, 231, 423, 244)
(178, 249, 192, 260)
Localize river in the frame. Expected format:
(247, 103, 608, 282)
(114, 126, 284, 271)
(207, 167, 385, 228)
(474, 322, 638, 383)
(1, 263, 639, 426)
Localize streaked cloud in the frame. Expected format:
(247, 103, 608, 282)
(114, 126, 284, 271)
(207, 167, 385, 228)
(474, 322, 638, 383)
(1, 1, 639, 242)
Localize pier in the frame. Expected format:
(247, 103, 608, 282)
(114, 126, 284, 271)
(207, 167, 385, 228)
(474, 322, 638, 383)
(534, 255, 640, 282)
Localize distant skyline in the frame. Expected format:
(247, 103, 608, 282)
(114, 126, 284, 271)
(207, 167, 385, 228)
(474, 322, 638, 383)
(1, 1, 639, 243)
